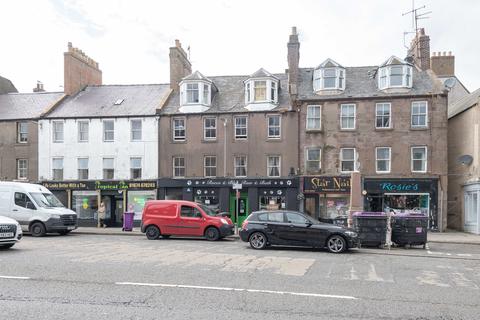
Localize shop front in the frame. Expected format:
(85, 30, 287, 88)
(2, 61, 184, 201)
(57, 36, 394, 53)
(158, 178, 299, 225)
(302, 176, 351, 224)
(41, 180, 157, 227)
(462, 182, 480, 234)
(363, 178, 438, 229)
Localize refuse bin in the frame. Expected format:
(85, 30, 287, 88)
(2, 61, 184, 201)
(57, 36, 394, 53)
(392, 212, 428, 248)
(122, 211, 135, 232)
(352, 211, 387, 248)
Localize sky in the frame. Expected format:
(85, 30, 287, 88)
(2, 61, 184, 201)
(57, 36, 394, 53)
(1, 0, 479, 93)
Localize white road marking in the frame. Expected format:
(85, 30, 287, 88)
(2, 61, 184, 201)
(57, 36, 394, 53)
(416, 271, 450, 288)
(457, 254, 472, 257)
(0, 275, 31, 280)
(366, 263, 384, 282)
(115, 282, 358, 300)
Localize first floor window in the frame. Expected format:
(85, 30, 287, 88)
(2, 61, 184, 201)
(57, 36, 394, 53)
(52, 158, 63, 180)
(131, 120, 142, 141)
(411, 101, 428, 127)
(306, 148, 321, 172)
(17, 122, 28, 143)
(17, 159, 28, 179)
(411, 146, 427, 172)
(78, 121, 89, 142)
(130, 157, 142, 179)
(376, 103, 391, 128)
(53, 121, 64, 142)
(103, 158, 114, 179)
(340, 148, 356, 172)
(204, 156, 217, 177)
(234, 156, 247, 177)
(376, 147, 391, 173)
(204, 117, 217, 140)
(173, 118, 186, 141)
(267, 156, 281, 177)
(306, 105, 321, 130)
(340, 104, 356, 129)
(78, 158, 89, 179)
(173, 157, 185, 177)
(267, 115, 281, 138)
(103, 120, 114, 141)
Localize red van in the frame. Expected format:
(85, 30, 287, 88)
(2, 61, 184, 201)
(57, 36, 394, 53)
(141, 200, 234, 241)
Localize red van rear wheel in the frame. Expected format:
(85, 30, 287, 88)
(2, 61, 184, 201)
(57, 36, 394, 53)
(145, 225, 160, 240)
(205, 227, 220, 241)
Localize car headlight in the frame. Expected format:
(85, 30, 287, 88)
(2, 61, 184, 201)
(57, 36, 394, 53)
(344, 231, 357, 237)
(220, 218, 228, 224)
(51, 214, 61, 219)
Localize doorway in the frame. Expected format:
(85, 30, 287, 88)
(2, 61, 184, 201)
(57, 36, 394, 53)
(229, 192, 249, 226)
(102, 192, 124, 227)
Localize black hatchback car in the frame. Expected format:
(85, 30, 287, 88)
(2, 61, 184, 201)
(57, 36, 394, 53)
(239, 210, 358, 253)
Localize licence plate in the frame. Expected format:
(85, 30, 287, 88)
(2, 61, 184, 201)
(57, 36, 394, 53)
(67, 226, 75, 230)
(0, 232, 14, 238)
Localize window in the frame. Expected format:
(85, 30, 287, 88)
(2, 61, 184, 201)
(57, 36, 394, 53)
(17, 122, 28, 143)
(77, 158, 89, 179)
(377, 64, 413, 89)
(173, 157, 185, 177)
(78, 121, 89, 142)
(270, 82, 277, 102)
(52, 121, 64, 142)
(376, 103, 391, 128)
(17, 159, 28, 179)
(340, 148, 356, 172)
(323, 68, 337, 89)
(15, 192, 34, 209)
(286, 212, 309, 224)
(234, 156, 247, 177)
(103, 120, 114, 142)
(411, 146, 427, 173)
(267, 156, 281, 177)
(203, 117, 217, 140)
(313, 64, 346, 91)
(306, 105, 321, 130)
(267, 211, 284, 222)
(390, 66, 403, 86)
(246, 82, 251, 102)
(340, 104, 356, 129)
(235, 116, 248, 139)
(52, 158, 63, 180)
(306, 148, 321, 172)
(186, 83, 199, 103)
(173, 118, 186, 141)
(130, 157, 142, 179)
(376, 147, 391, 173)
(180, 206, 202, 218)
(203, 84, 209, 104)
(103, 158, 114, 179)
(267, 115, 281, 138)
(131, 120, 142, 141)
(254, 81, 267, 101)
(204, 156, 217, 177)
(379, 68, 387, 88)
(411, 101, 428, 127)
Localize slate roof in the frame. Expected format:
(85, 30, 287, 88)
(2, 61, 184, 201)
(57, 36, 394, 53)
(46, 84, 171, 118)
(297, 66, 443, 101)
(161, 72, 290, 115)
(0, 92, 64, 120)
(0, 75, 17, 94)
(448, 88, 480, 119)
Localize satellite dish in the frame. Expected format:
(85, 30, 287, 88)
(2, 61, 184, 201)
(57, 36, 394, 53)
(457, 155, 473, 166)
(444, 77, 457, 89)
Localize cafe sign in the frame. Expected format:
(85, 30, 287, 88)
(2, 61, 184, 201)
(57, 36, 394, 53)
(41, 180, 157, 190)
(303, 176, 351, 193)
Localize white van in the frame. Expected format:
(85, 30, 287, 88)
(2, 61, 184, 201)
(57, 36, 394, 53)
(0, 215, 22, 248)
(0, 182, 77, 237)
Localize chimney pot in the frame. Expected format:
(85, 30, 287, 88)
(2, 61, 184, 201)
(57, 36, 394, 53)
(448, 51, 452, 56)
(291, 26, 297, 35)
(175, 39, 181, 48)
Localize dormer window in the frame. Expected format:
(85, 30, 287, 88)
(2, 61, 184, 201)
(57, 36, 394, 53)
(244, 68, 279, 109)
(377, 56, 413, 90)
(313, 59, 346, 93)
(186, 83, 199, 103)
(179, 71, 216, 113)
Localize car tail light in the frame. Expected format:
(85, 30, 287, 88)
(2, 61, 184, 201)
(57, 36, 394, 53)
(241, 220, 248, 229)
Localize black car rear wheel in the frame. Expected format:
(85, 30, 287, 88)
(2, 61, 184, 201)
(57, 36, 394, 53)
(249, 232, 267, 250)
(145, 225, 160, 240)
(326, 235, 347, 253)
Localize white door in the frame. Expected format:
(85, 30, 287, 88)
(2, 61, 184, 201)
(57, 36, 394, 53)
(464, 191, 479, 234)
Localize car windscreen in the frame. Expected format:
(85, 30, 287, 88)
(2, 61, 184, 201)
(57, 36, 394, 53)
(30, 192, 65, 208)
(199, 204, 217, 216)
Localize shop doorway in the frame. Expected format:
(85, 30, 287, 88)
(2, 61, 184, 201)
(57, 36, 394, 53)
(229, 192, 249, 226)
(102, 193, 124, 227)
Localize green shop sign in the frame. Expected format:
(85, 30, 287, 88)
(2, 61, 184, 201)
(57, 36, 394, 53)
(41, 180, 157, 191)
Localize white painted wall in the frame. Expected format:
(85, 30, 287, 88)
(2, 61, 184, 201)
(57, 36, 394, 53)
(38, 117, 158, 180)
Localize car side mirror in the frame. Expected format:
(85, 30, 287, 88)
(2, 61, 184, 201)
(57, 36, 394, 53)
(305, 222, 312, 227)
(26, 202, 36, 210)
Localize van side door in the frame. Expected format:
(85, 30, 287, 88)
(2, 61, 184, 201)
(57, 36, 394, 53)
(178, 205, 204, 236)
(12, 192, 37, 231)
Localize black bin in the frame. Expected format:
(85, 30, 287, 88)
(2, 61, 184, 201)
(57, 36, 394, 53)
(352, 212, 387, 247)
(392, 213, 428, 248)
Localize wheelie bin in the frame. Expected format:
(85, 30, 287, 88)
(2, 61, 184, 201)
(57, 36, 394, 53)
(392, 212, 428, 248)
(352, 211, 387, 248)
(122, 211, 135, 231)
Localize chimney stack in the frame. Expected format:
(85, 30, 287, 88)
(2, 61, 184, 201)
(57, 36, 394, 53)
(287, 26, 300, 99)
(64, 42, 102, 95)
(408, 28, 431, 71)
(169, 39, 192, 92)
(33, 81, 45, 92)
(431, 51, 455, 77)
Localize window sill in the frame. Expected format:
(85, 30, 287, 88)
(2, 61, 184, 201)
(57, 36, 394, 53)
(339, 128, 356, 132)
(235, 137, 248, 141)
(375, 171, 391, 174)
(375, 127, 393, 131)
(172, 140, 187, 144)
(410, 126, 429, 131)
(306, 129, 322, 133)
(202, 139, 218, 143)
(14, 143, 30, 146)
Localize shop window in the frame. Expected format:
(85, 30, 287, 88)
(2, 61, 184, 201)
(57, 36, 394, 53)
(259, 195, 285, 211)
(384, 194, 429, 215)
(72, 191, 98, 220)
(165, 188, 183, 200)
(17, 122, 28, 143)
(318, 195, 350, 222)
(128, 190, 156, 220)
(194, 192, 219, 212)
(52, 158, 63, 180)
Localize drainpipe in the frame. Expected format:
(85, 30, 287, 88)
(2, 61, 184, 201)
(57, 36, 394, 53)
(223, 118, 228, 177)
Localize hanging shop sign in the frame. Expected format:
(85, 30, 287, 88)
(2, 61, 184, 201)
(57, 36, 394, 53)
(303, 176, 351, 193)
(41, 180, 157, 191)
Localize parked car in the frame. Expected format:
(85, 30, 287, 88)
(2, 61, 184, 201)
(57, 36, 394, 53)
(239, 210, 358, 253)
(0, 215, 23, 249)
(0, 182, 77, 237)
(141, 200, 234, 241)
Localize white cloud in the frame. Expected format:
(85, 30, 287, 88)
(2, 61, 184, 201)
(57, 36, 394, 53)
(1, 0, 479, 93)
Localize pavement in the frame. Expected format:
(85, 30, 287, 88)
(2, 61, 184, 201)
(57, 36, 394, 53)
(72, 226, 480, 245)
